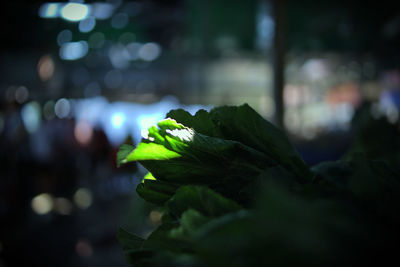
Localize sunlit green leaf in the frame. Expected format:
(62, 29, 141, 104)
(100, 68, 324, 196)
(125, 142, 181, 162)
(157, 118, 185, 131)
(166, 109, 221, 137)
(167, 104, 311, 183)
(143, 172, 156, 181)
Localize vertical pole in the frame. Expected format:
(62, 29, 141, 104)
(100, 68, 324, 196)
(272, 0, 287, 130)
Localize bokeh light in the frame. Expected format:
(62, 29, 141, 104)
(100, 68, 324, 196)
(74, 120, 93, 146)
(57, 29, 73, 46)
(75, 239, 93, 258)
(54, 98, 71, 119)
(138, 43, 162, 61)
(108, 44, 130, 69)
(31, 193, 54, 215)
(38, 3, 59, 18)
(21, 101, 41, 133)
(37, 55, 55, 81)
(91, 3, 114, 20)
(79, 16, 96, 33)
(111, 112, 126, 129)
(126, 42, 142, 60)
(15, 86, 29, 104)
(149, 210, 163, 225)
(59, 41, 89, 61)
(60, 3, 90, 22)
(73, 188, 93, 209)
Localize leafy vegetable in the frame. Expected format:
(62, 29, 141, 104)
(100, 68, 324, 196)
(167, 105, 312, 181)
(117, 104, 400, 267)
(118, 104, 310, 206)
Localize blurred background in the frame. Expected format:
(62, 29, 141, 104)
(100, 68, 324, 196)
(0, 0, 399, 266)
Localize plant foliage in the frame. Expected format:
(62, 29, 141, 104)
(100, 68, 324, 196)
(117, 104, 400, 267)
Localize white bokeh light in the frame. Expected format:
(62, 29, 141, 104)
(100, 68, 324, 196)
(60, 3, 90, 22)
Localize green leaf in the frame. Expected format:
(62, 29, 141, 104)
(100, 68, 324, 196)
(125, 142, 181, 162)
(117, 104, 400, 267)
(311, 160, 353, 191)
(209, 104, 311, 182)
(121, 105, 311, 206)
(186, 210, 258, 267)
(192, 183, 361, 267)
(192, 210, 253, 242)
(136, 179, 179, 205)
(167, 108, 222, 137)
(136, 119, 270, 185)
(166, 185, 242, 218)
(169, 209, 211, 241)
(157, 118, 185, 131)
(142, 222, 191, 253)
(117, 227, 144, 251)
(136, 183, 174, 205)
(118, 224, 192, 266)
(116, 144, 134, 167)
(139, 159, 226, 184)
(166, 104, 312, 183)
(117, 228, 151, 265)
(143, 172, 156, 181)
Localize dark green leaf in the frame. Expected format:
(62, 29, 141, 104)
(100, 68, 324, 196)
(116, 144, 134, 167)
(136, 179, 179, 205)
(142, 223, 191, 253)
(117, 227, 144, 251)
(169, 209, 211, 241)
(166, 185, 242, 218)
(117, 228, 150, 265)
(311, 160, 353, 190)
(209, 104, 311, 182)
